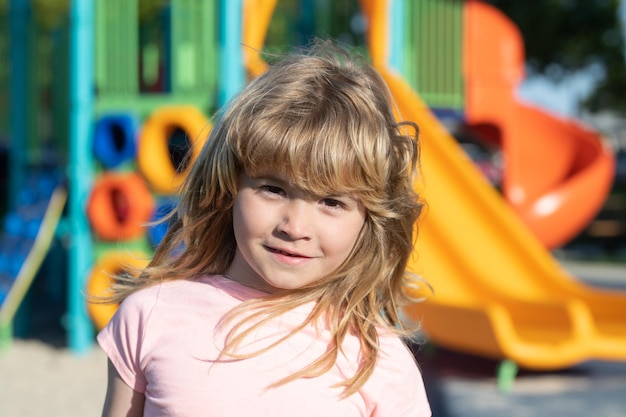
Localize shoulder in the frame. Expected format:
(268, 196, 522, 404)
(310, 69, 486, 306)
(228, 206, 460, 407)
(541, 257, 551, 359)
(374, 334, 422, 381)
(102, 276, 232, 336)
(378, 332, 417, 361)
(119, 275, 242, 310)
(105, 274, 269, 340)
(96, 275, 247, 394)
(361, 334, 431, 417)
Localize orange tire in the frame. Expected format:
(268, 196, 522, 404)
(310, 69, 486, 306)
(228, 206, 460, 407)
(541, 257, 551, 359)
(137, 105, 210, 195)
(86, 251, 150, 330)
(87, 172, 155, 241)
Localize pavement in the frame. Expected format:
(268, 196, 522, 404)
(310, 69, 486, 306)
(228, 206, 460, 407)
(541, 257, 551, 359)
(421, 259, 626, 417)
(421, 347, 626, 417)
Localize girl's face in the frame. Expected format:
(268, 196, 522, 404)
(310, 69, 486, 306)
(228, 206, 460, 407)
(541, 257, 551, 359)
(226, 171, 366, 293)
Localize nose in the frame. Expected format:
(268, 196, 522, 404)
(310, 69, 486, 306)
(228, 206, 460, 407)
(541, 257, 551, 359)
(276, 200, 313, 240)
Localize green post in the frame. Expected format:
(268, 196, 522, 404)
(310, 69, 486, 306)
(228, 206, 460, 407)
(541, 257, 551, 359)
(497, 359, 518, 392)
(0, 320, 11, 353)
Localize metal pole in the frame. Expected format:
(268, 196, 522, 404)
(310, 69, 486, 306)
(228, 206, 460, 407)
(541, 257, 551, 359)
(218, 0, 245, 106)
(68, 0, 95, 354)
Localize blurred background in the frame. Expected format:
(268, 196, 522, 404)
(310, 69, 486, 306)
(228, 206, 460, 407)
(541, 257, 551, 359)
(0, 0, 625, 416)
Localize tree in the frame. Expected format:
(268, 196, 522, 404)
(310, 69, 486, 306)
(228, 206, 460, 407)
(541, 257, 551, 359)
(485, 0, 626, 113)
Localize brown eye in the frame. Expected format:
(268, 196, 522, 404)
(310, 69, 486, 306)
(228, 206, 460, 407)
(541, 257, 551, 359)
(261, 185, 284, 195)
(322, 198, 345, 209)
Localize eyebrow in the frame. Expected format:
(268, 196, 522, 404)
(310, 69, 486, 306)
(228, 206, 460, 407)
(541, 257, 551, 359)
(252, 173, 359, 200)
(250, 173, 288, 185)
(250, 168, 365, 199)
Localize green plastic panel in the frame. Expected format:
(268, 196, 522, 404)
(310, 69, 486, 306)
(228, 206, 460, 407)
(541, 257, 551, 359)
(171, 0, 216, 94)
(96, 0, 139, 95)
(95, 0, 217, 117)
(404, 0, 464, 110)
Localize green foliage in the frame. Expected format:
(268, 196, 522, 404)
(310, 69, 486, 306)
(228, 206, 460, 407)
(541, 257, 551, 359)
(30, 0, 69, 30)
(263, 0, 364, 55)
(139, 0, 169, 23)
(586, 55, 626, 113)
(485, 0, 626, 114)
(485, 0, 623, 76)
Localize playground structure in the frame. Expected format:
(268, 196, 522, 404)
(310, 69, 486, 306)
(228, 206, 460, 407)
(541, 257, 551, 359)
(0, 0, 243, 352)
(1, 0, 625, 386)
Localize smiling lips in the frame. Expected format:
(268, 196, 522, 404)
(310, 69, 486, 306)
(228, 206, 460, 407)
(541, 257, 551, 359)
(265, 245, 312, 260)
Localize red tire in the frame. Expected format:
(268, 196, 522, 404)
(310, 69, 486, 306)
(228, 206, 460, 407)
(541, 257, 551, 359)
(87, 172, 155, 241)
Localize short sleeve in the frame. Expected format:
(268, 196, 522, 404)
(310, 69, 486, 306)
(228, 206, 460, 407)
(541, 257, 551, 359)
(97, 288, 159, 393)
(364, 337, 432, 417)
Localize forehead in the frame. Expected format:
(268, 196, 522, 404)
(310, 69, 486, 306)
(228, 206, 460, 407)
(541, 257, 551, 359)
(233, 113, 382, 198)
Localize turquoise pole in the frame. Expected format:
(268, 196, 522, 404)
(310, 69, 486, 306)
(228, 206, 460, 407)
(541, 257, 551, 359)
(218, 0, 245, 107)
(299, 0, 316, 45)
(389, 0, 405, 73)
(8, 0, 29, 211)
(68, 0, 95, 354)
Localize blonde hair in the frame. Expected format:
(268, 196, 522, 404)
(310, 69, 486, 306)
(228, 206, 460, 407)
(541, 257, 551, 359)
(107, 40, 424, 396)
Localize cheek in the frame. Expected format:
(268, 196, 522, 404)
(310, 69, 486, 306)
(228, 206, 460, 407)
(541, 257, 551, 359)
(232, 193, 270, 241)
(232, 195, 252, 242)
(327, 217, 366, 258)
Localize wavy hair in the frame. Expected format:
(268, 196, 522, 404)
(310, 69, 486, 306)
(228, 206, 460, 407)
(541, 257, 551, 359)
(105, 40, 425, 396)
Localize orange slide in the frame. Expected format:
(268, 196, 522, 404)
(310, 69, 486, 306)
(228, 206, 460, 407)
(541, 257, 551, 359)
(362, 0, 626, 369)
(463, 0, 615, 249)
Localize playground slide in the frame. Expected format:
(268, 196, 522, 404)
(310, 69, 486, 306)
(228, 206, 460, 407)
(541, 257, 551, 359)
(463, 0, 615, 249)
(392, 72, 626, 368)
(361, 0, 626, 369)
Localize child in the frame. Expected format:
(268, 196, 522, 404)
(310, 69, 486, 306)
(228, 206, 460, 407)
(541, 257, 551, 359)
(97, 40, 431, 417)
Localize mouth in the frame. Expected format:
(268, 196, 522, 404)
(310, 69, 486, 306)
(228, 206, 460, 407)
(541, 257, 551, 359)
(265, 246, 310, 258)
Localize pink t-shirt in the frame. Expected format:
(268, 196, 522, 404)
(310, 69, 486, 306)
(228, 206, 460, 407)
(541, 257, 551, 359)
(97, 275, 431, 416)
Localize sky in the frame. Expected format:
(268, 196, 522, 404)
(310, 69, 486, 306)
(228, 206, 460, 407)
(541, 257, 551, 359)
(518, 66, 603, 118)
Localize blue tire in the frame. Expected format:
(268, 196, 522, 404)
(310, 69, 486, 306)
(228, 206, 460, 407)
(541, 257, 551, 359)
(93, 113, 138, 168)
